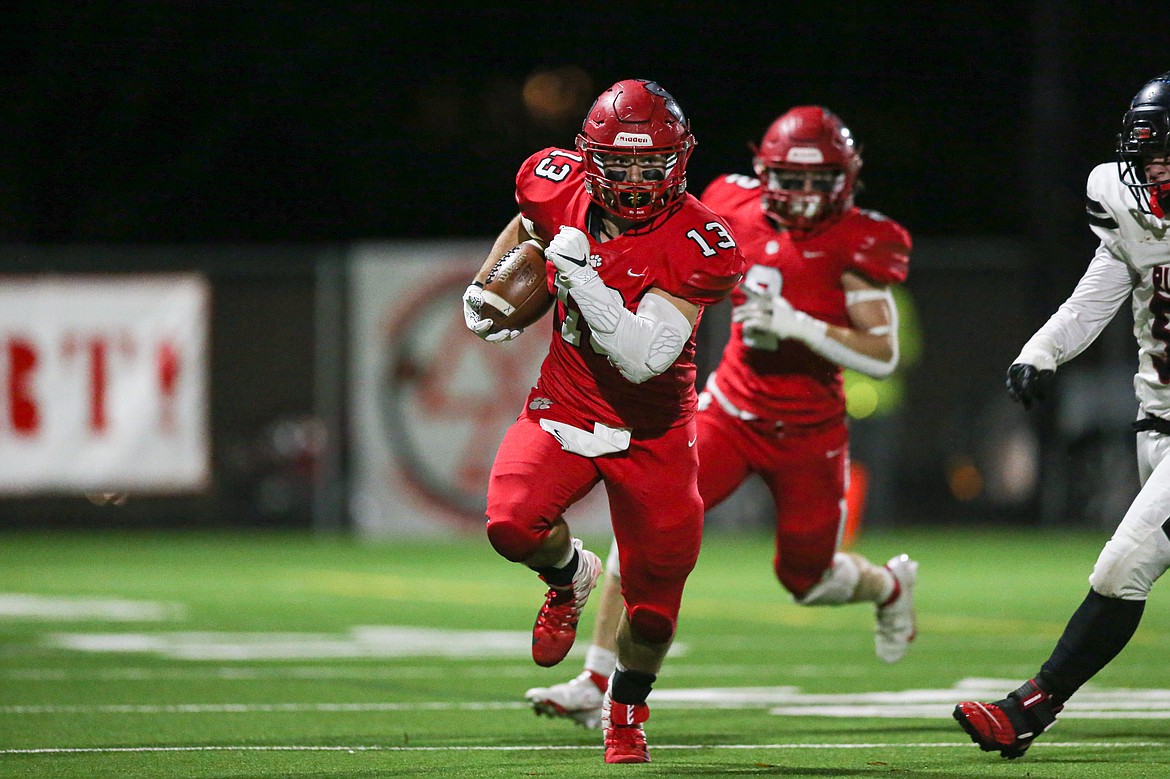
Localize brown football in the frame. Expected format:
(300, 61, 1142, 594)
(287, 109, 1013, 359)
(474, 240, 553, 333)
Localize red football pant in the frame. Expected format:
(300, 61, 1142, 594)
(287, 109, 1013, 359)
(696, 404, 849, 596)
(486, 414, 703, 642)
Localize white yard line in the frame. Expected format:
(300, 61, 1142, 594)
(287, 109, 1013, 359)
(0, 663, 762, 681)
(8, 696, 1170, 720)
(7, 679, 1170, 722)
(0, 702, 530, 714)
(0, 594, 184, 621)
(1, 666, 541, 681)
(0, 741, 1164, 755)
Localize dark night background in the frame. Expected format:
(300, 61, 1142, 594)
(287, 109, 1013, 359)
(0, 2, 1164, 529)
(0, 2, 1160, 244)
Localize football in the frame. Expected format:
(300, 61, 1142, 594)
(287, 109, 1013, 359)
(474, 240, 553, 334)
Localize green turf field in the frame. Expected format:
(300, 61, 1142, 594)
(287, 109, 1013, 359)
(1, 527, 1168, 778)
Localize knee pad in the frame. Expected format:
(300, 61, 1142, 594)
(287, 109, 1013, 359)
(1088, 526, 1170, 600)
(1089, 554, 1156, 601)
(485, 515, 541, 562)
(628, 605, 674, 644)
(793, 552, 859, 606)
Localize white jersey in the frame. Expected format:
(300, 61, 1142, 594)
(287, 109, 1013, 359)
(1016, 162, 1170, 418)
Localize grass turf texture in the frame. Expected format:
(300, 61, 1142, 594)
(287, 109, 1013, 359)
(1, 527, 1168, 778)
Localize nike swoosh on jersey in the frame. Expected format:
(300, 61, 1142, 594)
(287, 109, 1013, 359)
(802, 250, 827, 258)
(688, 437, 697, 447)
(627, 269, 647, 277)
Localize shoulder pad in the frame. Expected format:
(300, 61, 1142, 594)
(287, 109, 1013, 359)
(699, 173, 760, 198)
(1085, 163, 1122, 232)
(846, 211, 911, 285)
(699, 174, 759, 214)
(515, 147, 582, 243)
(515, 147, 561, 188)
(679, 210, 746, 305)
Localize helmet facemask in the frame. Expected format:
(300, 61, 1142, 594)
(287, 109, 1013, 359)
(579, 146, 690, 222)
(755, 164, 850, 232)
(576, 79, 695, 224)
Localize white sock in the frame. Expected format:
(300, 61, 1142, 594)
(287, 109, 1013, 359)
(584, 645, 617, 678)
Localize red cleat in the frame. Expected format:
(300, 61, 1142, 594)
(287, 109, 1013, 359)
(953, 679, 1061, 759)
(603, 690, 650, 764)
(531, 539, 601, 668)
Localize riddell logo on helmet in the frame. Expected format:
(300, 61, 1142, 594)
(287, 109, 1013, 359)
(614, 132, 654, 147)
(786, 148, 825, 164)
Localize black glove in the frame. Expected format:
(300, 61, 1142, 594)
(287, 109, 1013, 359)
(1005, 363, 1054, 410)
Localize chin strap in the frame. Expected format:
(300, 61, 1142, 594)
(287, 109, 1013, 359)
(1152, 185, 1168, 219)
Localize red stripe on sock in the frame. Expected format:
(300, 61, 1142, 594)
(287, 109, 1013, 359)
(879, 572, 901, 608)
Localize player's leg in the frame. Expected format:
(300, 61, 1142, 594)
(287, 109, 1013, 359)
(954, 429, 1170, 758)
(485, 417, 604, 667)
(526, 402, 749, 731)
(764, 424, 917, 662)
(599, 422, 704, 763)
(525, 537, 621, 728)
(523, 404, 750, 732)
(695, 402, 755, 511)
(585, 540, 623, 672)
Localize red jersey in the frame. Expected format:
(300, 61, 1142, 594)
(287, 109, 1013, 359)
(516, 148, 745, 433)
(700, 174, 911, 426)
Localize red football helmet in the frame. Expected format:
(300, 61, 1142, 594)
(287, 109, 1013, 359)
(576, 79, 695, 222)
(752, 106, 862, 233)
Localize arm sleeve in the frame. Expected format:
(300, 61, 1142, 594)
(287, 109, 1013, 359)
(1015, 242, 1134, 369)
(770, 287, 900, 379)
(817, 287, 900, 379)
(568, 280, 692, 384)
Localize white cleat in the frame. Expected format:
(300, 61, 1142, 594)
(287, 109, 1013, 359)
(875, 553, 918, 663)
(524, 670, 606, 729)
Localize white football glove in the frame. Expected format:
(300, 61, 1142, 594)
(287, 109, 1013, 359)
(732, 291, 826, 345)
(546, 225, 596, 288)
(462, 283, 520, 343)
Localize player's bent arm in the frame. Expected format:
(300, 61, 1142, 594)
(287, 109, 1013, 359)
(822, 271, 900, 379)
(571, 281, 698, 384)
(463, 214, 545, 342)
(1013, 243, 1133, 370)
(546, 224, 698, 383)
(735, 271, 899, 379)
(474, 213, 542, 278)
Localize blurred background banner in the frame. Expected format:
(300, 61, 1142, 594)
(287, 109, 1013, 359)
(348, 242, 610, 537)
(0, 274, 209, 494)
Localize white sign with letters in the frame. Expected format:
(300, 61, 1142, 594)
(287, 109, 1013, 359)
(0, 275, 210, 493)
